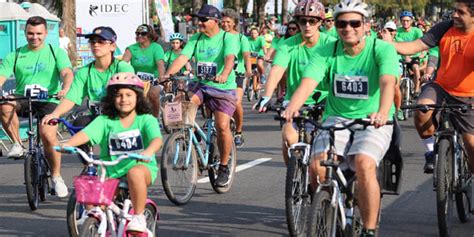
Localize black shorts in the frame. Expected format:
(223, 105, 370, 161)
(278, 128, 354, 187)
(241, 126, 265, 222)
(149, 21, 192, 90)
(13, 98, 57, 119)
(418, 82, 474, 135)
(409, 57, 420, 67)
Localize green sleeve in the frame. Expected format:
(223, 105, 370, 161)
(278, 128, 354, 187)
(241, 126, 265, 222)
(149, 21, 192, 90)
(0, 51, 15, 78)
(241, 36, 250, 53)
(83, 115, 106, 145)
(376, 41, 399, 78)
(416, 28, 423, 39)
(153, 44, 165, 63)
(272, 44, 290, 69)
(143, 115, 162, 140)
(224, 33, 239, 57)
(65, 67, 88, 105)
(270, 38, 279, 49)
(54, 46, 72, 71)
(181, 33, 200, 59)
(302, 53, 328, 84)
(117, 60, 135, 73)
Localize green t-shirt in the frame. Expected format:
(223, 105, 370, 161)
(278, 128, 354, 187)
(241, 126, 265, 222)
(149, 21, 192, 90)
(302, 38, 399, 120)
(0, 44, 72, 103)
(428, 46, 439, 58)
(248, 36, 265, 57)
(164, 50, 180, 71)
(66, 60, 135, 105)
(83, 114, 162, 183)
(270, 37, 282, 50)
(181, 30, 239, 90)
(126, 42, 164, 77)
(273, 33, 336, 104)
(395, 27, 423, 58)
(235, 33, 251, 74)
(321, 26, 338, 39)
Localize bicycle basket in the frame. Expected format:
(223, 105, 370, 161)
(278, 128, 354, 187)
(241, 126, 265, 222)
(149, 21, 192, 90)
(73, 176, 119, 205)
(162, 101, 198, 128)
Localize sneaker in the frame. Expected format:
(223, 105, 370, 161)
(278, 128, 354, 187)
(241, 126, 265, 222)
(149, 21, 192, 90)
(127, 214, 148, 233)
(234, 134, 244, 148)
(360, 229, 376, 237)
(423, 151, 435, 174)
(51, 176, 68, 198)
(215, 165, 230, 187)
(396, 109, 405, 121)
(7, 143, 25, 159)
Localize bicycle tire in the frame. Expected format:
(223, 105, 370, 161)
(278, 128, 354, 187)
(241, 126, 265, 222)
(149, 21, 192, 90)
(160, 131, 198, 205)
(38, 152, 49, 202)
(24, 152, 40, 211)
(400, 78, 411, 119)
(307, 189, 340, 237)
(208, 132, 237, 193)
(436, 138, 454, 237)
(67, 190, 87, 237)
(285, 152, 311, 237)
(144, 203, 158, 235)
(455, 144, 471, 223)
(79, 217, 100, 237)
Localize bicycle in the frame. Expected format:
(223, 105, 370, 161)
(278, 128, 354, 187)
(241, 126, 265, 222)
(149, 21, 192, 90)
(271, 103, 324, 237)
(0, 92, 59, 211)
(54, 146, 159, 237)
(399, 60, 415, 120)
(247, 54, 262, 102)
(401, 103, 473, 237)
(160, 75, 237, 205)
(305, 118, 397, 237)
(158, 74, 191, 134)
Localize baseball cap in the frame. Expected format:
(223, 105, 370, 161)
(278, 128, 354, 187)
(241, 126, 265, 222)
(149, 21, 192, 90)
(192, 4, 222, 19)
(325, 12, 333, 19)
(384, 21, 397, 31)
(85, 26, 117, 43)
(136, 25, 149, 33)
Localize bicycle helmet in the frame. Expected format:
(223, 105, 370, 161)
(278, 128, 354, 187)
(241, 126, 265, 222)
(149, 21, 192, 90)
(333, 0, 370, 19)
(169, 33, 184, 41)
(278, 25, 287, 35)
(400, 11, 414, 19)
(294, 0, 325, 19)
(107, 73, 144, 90)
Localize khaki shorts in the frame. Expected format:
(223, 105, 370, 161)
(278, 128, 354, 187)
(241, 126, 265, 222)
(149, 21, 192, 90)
(312, 116, 393, 169)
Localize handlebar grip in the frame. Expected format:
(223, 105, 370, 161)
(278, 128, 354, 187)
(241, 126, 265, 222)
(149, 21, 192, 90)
(128, 153, 152, 161)
(273, 115, 286, 121)
(53, 146, 78, 154)
(48, 118, 59, 126)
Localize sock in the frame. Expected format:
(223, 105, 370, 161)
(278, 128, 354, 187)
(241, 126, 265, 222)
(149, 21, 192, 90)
(422, 137, 434, 153)
(236, 131, 242, 135)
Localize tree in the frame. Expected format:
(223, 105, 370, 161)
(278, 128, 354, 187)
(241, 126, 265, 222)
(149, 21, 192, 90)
(282, 0, 289, 23)
(61, 0, 76, 66)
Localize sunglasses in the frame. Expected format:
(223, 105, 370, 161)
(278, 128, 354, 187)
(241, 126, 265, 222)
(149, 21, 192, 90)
(325, 19, 334, 23)
(135, 32, 148, 37)
(335, 20, 363, 29)
(88, 39, 111, 45)
(386, 28, 396, 32)
(288, 27, 298, 31)
(198, 17, 212, 22)
(298, 17, 320, 26)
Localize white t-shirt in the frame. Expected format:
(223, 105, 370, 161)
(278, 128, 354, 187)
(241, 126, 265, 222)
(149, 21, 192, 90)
(59, 36, 70, 52)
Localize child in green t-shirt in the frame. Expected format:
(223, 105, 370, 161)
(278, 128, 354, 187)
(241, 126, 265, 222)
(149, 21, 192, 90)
(61, 72, 162, 234)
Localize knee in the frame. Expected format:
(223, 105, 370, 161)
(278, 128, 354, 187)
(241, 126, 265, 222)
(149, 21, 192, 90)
(355, 156, 377, 179)
(40, 126, 58, 143)
(127, 166, 146, 181)
(215, 120, 230, 133)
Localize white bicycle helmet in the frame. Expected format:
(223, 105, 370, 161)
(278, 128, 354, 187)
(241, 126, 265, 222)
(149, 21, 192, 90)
(333, 0, 370, 19)
(169, 33, 184, 41)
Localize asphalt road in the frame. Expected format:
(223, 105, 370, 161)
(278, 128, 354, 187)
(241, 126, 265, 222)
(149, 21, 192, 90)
(0, 101, 473, 236)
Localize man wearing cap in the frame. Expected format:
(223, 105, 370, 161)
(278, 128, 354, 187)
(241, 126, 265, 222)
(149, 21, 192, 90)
(165, 4, 240, 187)
(42, 26, 134, 198)
(320, 11, 338, 38)
(0, 16, 74, 197)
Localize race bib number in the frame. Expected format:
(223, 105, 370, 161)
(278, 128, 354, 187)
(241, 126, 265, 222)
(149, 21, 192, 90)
(108, 129, 144, 156)
(164, 101, 182, 123)
(333, 74, 369, 100)
(87, 100, 103, 116)
(24, 84, 48, 100)
(196, 62, 217, 78)
(136, 72, 155, 82)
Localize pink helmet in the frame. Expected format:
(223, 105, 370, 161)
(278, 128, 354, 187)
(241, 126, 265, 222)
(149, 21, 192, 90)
(107, 72, 144, 90)
(294, 0, 325, 19)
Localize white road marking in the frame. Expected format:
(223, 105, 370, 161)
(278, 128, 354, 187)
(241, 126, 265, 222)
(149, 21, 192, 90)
(197, 158, 272, 184)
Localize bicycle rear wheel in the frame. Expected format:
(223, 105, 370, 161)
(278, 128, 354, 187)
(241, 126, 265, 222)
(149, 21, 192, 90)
(208, 132, 237, 193)
(436, 138, 454, 237)
(307, 189, 340, 237)
(79, 217, 100, 237)
(160, 131, 198, 205)
(285, 152, 311, 237)
(455, 143, 472, 223)
(24, 152, 40, 211)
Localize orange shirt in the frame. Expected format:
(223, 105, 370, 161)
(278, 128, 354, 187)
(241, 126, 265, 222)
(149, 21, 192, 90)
(436, 27, 474, 97)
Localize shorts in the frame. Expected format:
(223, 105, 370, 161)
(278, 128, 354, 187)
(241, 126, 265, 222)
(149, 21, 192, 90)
(236, 74, 246, 89)
(8, 97, 57, 119)
(312, 116, 393, 169)
(408, 57, 420, 67)
(189, 82, 237, 117)
(418, 82, 474, 134)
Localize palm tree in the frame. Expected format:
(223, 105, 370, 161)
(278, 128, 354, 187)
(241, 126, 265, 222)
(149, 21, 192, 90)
(61, 0, 76, 66)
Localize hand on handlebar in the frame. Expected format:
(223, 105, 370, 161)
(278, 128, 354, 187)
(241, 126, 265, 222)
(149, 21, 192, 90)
(421, 73, 432, 82)
(281, 104, 300, 123)
(253, 96, 271, 112)
(215, 74, 228, 84)
(42, 113, 60, 126)
(368, 112, 388, 128)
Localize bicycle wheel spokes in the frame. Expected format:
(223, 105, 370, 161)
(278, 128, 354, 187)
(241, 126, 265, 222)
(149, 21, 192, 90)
(436, 138, 454, 237)
(307, 189, 335, 237)
(24, 153, 40, 210)
(160, 131, 198, 205)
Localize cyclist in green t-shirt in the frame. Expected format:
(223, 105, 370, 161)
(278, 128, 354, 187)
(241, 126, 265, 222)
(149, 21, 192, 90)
(320, 11, 338, 38)
(282, 1, 398, 235)
(122, 24, 165, 117)
(61, 72, 162, 234)
(164, 5, 240, 187)
(255, 0, 336, 165)
(42, 26, 135, 128)
(163, 33, 193, 74)
(248, 27, 267, 89)
(0, 16, 74, 197)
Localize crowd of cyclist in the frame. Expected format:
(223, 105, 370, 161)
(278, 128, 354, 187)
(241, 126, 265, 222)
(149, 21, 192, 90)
(0, 0, 472, 235)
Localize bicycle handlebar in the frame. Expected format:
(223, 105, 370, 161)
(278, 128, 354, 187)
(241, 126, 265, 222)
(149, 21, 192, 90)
(273, 117, 393, 130)
(0, 94, 61, 102)
(401, 103, 473, 113)
(53, 146, 151, 166)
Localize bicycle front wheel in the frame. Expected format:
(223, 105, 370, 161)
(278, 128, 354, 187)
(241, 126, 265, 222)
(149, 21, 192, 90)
(144, 203, 158, 235)
(436, 138, 454, 237)
(285, 152, 311, 237)
(307, 189, 340, 237)
(24, 153, 40, 211)
(79, 217, 100, 237)
(67, 190, 87, 237)
(160, 131, 198, 205)
(208, 132, 237, 193)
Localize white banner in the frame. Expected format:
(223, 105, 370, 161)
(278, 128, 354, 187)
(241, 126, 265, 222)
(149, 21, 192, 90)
(76, 0, 146, 64)
(208, 0, 224, 11)
(155, 0, 174, 42)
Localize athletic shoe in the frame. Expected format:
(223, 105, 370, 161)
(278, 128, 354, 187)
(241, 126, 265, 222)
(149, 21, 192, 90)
(234, 134, 244, 148)
(215, 165, 230, 187)
(127, 214, 148, 233)
(7, 143, 25, 159)
(423, 151, 435, 174)
(51, 176, 68, 198)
